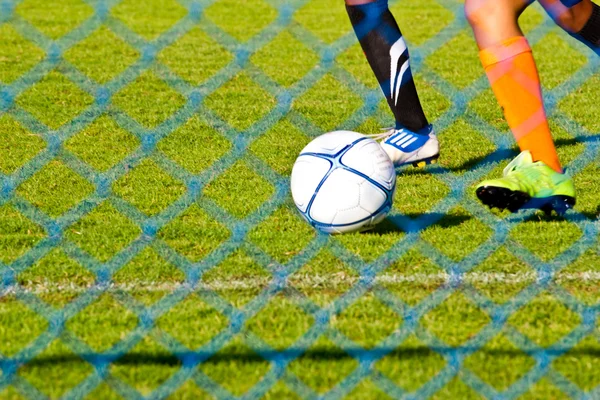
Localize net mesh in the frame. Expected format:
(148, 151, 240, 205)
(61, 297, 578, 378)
(0, 0, 599, 398)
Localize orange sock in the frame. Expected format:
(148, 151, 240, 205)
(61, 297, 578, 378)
(479, 36, 562, 173)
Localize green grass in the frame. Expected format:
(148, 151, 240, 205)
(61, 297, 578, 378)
(15, 0, 94, 40)
(1, 0, 600, 399)
(112, 71, 187, 128)
(64, 26, 140, 84)
(16, 70, 95, 129)
(65, 115, 140, 172)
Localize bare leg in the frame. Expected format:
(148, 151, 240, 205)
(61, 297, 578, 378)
(537, 0, 593, 33)
(465, 0, 530, 49)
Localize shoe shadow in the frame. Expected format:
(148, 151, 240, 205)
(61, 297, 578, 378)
(360, 213, 473, 235)
(423, 134, 600, 174)
(440, 148, 515, 173)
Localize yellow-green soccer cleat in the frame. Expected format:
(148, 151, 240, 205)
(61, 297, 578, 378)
(476, 151, 576, 215)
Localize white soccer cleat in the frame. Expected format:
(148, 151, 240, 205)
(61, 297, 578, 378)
(371, 125, 440, 167)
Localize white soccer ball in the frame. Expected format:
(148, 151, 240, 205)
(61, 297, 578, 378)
(291, 131, 396, 234)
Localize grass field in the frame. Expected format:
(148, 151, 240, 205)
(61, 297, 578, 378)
(1, 0, 600, 398)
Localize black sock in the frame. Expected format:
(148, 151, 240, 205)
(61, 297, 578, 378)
(346, 0, 429, 132)
(577, 2, 600, 48)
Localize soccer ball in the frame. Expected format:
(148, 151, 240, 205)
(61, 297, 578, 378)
(291, 131, 396, 234)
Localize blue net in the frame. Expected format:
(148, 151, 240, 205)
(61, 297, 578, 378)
(1, 0, 599, 398)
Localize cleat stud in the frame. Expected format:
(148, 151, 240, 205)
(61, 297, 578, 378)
(548, 196, 576, 217)
(430, 159, 437, 165)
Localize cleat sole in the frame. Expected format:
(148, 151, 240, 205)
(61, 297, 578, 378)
(476, 186, 576, 215)
(411, 155, 440, 168)
(538, 195, 576, 216)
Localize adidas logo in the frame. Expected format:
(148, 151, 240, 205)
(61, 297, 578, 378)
(386, 130, 419, 149)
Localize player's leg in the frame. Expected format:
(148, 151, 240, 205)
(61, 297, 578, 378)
(465, 0, 576, 214)
(466, 0, 562, 172)
(345, 0, 439, 167)
(537, 0, 600, 51)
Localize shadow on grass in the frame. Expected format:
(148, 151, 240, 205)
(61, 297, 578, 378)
(417, 148, 514, 174)
(421, 134, 600, 174)
(517, 208, 597, 223)
(555, 135, 600, 147)
(21, 344, 600, 367)
(370, 213, 472, 234)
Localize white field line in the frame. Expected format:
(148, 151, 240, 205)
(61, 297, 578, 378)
(2, 271, 599, 295)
